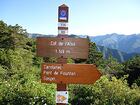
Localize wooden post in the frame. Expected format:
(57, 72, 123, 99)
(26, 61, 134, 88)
(56, 30, 68, 104)
(57, 83, 67, 105)
(57, 4, 68, 105)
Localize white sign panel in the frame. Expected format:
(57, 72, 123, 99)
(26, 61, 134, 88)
(58, 29, 68, 35)
(58, 22, 68, 27)
(56, 91, 68, 104)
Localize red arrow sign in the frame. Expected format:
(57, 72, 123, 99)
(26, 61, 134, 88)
(41, 64, 102, 84)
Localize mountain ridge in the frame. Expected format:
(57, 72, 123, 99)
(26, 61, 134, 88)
(96, 45, 139, 62)
(90, 33, 140, 53)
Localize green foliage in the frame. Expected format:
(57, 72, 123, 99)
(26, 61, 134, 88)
(123, 55, 140, 86)
(33, 56, 43, 67)
(0, 65, 7, 81)
(134, 77, 140, 86)
(92, 76, 140, 105)
(69, 85, 93, 105)
(0, 21, 28, 49)
(67, 58, 74, 64)
(0, 48, 55, 105)
(86, 42, 103, 65)
(69, 76, 140, 105)
(99, 56, 125, 76)
(0, 21, 55, 105)
(0, 48, 33, 75)
(0, 67, 55, 105)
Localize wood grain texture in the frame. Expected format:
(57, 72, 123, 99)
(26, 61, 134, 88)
(37, 37, 89, 59)
(41, 64, 102, 84)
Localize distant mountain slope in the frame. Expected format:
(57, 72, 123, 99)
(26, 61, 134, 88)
(90, 33, 140, 53)
(28, 33, 81, 38)
(28, 33, 56, 38)
(96, 45, 138, 62)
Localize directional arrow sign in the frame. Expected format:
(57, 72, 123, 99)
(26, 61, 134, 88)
(41, 64, 102, 84)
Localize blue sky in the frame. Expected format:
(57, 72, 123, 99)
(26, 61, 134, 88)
(0, 0, 140, 36)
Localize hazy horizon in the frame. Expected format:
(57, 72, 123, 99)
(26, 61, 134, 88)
(29, 32, 140, 36)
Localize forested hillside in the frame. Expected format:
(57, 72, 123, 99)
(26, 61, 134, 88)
(96, 45, 139, 62)
(0, 21, 140, 105)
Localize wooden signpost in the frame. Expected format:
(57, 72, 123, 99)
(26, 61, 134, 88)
(36, 4, 102, 105)
(41, 64, 101, 84)
(37, 37, 89, 59)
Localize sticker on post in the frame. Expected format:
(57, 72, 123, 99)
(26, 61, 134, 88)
(58, 22, 68, 27)
(58, 29, 68, 35)
(56, 91, 68, 104)
(59, 10, 67, 20)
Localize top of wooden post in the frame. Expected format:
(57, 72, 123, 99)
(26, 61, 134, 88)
(59, 4, 68, 7)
